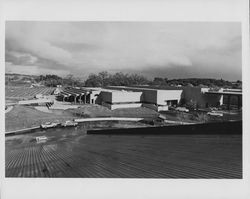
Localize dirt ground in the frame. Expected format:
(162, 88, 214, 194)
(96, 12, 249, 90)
(67, 104, 159, 119)
(5, 105, 78, 132)
(5, 105, 158, 132)
(159, 109, 242, 123)
(5, 104, 242, 132)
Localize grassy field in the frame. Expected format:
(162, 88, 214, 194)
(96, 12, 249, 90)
(160, 110, 242, 123)
(68, 104, 159, 119)
(5, 103, 242, 132)
(5, 105, 78, 132)
(5, 105, 157, 132)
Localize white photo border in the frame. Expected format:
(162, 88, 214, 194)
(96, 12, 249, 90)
(0, 0, 249, 199)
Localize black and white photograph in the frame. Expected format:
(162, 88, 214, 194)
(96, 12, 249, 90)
(5, 21, 243, 178)
(1, 0, 250, 199)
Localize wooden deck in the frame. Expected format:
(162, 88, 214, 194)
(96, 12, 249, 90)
(5, 127, 242, 178)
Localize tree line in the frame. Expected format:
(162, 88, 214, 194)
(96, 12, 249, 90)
(35, 72, 149, 87)
(83, 72, 241, 88)
(36, 74, 85, 87)
(150, 77, 242, 88)
(7, 72, 242, 89)
(84, 71, 149, 87)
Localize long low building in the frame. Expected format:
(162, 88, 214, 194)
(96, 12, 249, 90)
(56, 86, 242, 111)
(57, 86, 183, 111)
(102, 86, 183, 111)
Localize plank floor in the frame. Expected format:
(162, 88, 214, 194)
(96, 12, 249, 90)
(5, 128, 242, 178)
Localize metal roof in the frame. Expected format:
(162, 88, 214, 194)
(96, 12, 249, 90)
(204, 91, 242, 96)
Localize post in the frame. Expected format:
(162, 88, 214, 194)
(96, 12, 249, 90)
(219, 94, 223, 106)
(89, 94, 92, 104)
(79, 94, 82, 104)
(84, 93, 87, 104)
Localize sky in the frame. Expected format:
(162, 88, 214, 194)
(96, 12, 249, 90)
(5, 21, 242, 81)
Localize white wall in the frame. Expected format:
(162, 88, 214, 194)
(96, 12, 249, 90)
(101, 91, 142, 103)
(102, 102, 142, 110)
(90, 90, 101, 104)
(157, 90, 183, 105)
(101, 88, 183, 106)
(112, 91, 142, 103)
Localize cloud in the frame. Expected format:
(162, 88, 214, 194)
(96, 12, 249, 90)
(5, 62, 69, 76)
(5, 21, 241, 80)
(5, 22, 73, 71)
(6, 51, 37, 65)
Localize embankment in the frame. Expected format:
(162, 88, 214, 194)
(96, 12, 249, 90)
(88, 121, 242, 135)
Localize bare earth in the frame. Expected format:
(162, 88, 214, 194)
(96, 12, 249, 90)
(5, 105, 78, 132)
(5, 104, 241, 132)
(5, 105, 158, 132)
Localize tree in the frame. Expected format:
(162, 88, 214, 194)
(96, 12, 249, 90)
(84, 71, 150, 87)
(129, 73, 149, 85)
(151, 77, 167, 86)
(39, 74, 63, 87)
(85, 74, 102, 87)
(98, 71, 111, 86)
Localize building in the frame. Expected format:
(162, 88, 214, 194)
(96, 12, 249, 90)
(57, 86, 183, 111)
(56, 87, 100, 104)
(182, 87, 242, 109)
(56, 86, 242, 111)
(105, 86, 183, 111)
(182, 87, 223, 108)
(99, 90, 143, 110)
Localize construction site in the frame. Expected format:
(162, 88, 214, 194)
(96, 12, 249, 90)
(5, 83, 242, 178)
